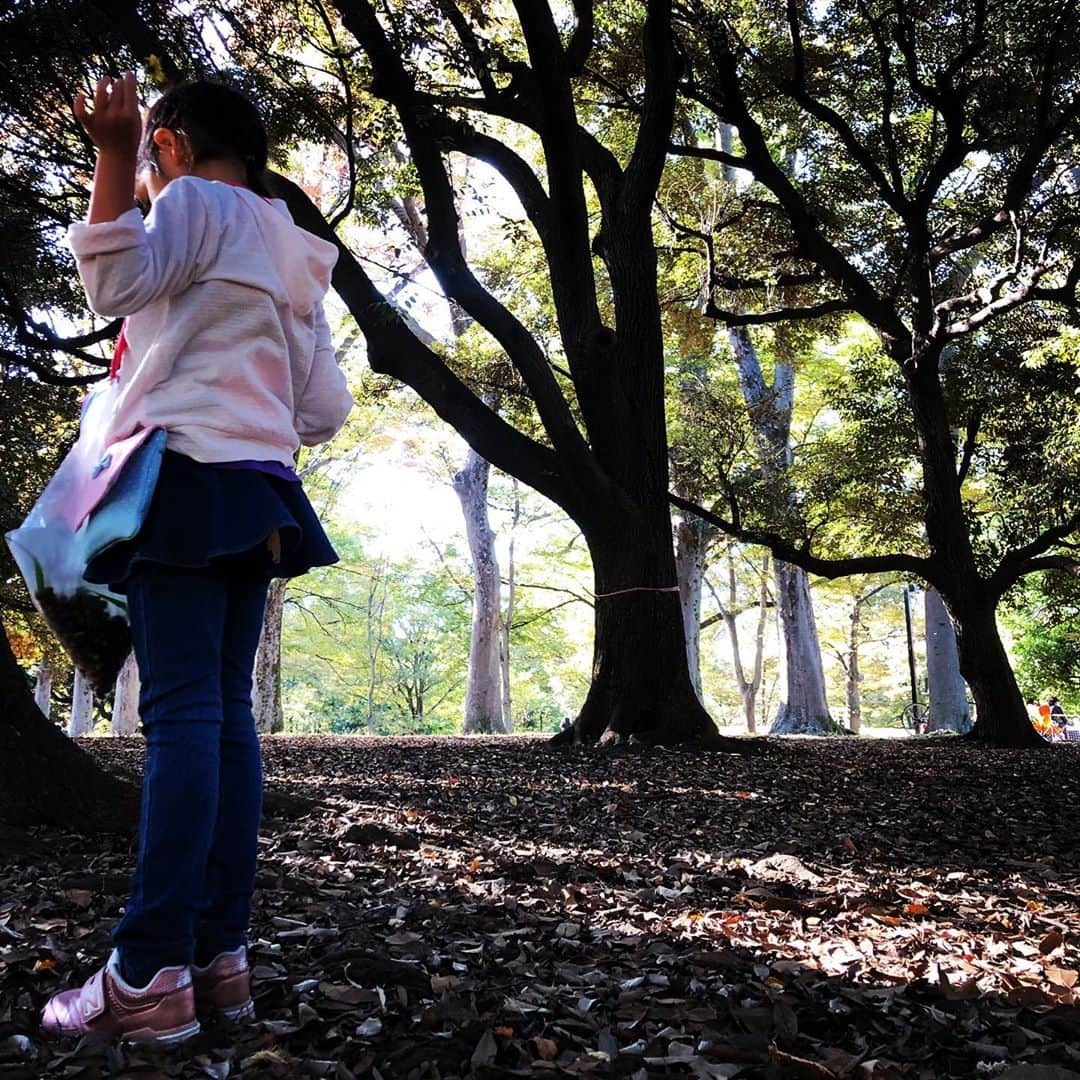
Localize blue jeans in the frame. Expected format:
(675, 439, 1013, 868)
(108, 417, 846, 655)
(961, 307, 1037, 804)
(113, 562, 270, 980)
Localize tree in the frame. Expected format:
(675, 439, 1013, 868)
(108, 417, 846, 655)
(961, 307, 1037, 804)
(271, 0, 733, 745)
(0, 626, 136, 828)
(253, 580, 287, 735)
(924, 588, 971, 732)
(703, 548, 772, 731)
(454, 445, 509, 733)
(671, 0, 1080, 745)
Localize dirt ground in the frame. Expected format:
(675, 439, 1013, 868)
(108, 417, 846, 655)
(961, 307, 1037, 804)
(1, 735, 1078, 1079)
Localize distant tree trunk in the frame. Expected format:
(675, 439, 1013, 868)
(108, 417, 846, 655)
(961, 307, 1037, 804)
(0, 624, 136, 829)
(33, 660, 54, 717)
(253, 579, 286, 735)
(744, 559, 770, 732)
(844, 626, 861, 734)
(842, 582, 894, 735)
(708, 552, 770, 732)
(770, 560, 835, 733)
(111, 651, 141, 736)
(366, 562, 388, 733)
(500, 479, 520, 732)
(924, 588, 971, 733)
(727, 327, 835, 734)
(69, 668, 94, 737)
(675, 514, 711, 702)
(454, 448, 508, 734)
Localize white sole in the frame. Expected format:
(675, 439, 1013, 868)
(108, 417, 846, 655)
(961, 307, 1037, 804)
(122, 1018, 202, 1045)
(213, 999, 255, 1023)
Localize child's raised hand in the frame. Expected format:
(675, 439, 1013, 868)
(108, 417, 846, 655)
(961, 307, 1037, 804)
(74, 73, 142, 159)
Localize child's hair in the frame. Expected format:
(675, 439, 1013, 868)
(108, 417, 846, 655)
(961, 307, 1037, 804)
(140, 81, 270, 196)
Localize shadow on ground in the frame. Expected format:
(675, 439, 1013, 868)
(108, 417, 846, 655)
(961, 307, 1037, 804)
(1, 735, 1078, 1078)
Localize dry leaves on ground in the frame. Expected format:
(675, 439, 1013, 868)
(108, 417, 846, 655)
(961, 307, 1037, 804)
(1, 736, 1079, 1079)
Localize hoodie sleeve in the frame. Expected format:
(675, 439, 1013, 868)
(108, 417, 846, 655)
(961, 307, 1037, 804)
(67, 178, 216, 317)
(295, 302, 353, 446)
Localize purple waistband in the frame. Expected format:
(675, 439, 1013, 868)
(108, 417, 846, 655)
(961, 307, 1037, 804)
(214, 459, 301, 483)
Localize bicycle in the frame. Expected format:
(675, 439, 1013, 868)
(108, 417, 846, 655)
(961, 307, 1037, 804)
(899, 700, 929, 732)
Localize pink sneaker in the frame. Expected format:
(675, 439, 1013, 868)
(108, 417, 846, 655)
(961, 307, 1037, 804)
(41, 951, 200, 1044)
(192, 947, 254, 1022)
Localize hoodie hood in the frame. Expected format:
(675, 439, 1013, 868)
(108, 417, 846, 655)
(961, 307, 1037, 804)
(206, 181, 338, 315)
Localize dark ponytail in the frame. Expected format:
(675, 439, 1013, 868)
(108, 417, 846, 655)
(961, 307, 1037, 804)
(140, 81, 270, 195)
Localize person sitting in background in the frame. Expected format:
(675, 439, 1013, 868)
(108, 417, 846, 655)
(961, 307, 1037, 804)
(1049, 696, 1067, 736)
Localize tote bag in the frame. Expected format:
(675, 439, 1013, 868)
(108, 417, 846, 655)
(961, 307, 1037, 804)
(5, 385, 166, 694)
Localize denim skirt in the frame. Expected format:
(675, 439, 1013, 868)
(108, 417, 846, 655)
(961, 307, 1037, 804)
(84, 450, 338, 590)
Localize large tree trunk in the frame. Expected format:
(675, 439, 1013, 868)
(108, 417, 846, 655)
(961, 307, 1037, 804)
(111, 651, 141, 735)
(906, 362, 1037, 746)
(572, 510, 722, 745)
(675, 514, 710, 702)
(728, 327, 835, 734)
(454, 449, 508, 734)
(946, 591, 1040, 746)
(253, 578, 286, 735)
(924, 588, 971, 733)
(0, 625, 136, 829)
(33, 659, 54, 717)
(770, 560, 836, 733)
(69, 668, 94, 737)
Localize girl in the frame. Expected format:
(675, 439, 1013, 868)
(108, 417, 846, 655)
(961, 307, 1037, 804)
(41, 74, 352, 1043)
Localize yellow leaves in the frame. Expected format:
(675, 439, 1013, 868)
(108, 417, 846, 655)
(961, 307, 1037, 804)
(144, 54, 168, 88)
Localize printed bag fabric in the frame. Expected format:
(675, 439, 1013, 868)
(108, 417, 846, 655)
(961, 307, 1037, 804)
(5, 384, 166, 693)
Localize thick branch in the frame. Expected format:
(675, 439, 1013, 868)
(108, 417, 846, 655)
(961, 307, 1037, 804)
(266, 172, 571, 511)
(622, 0, 679, 224)
(565, 0, 594, 73)
(956, 406, 983, 486)
(669, 493, 931, 581)
(990, 514, 1080, 595)
(668, 142, 747, 171)
(332, 0, 589, 460)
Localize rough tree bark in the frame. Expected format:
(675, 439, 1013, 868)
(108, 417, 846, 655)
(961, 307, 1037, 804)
(0, 625, 136, 829)
(924, 587, 970, 733)
(253, 578, 286, 736)
(772, 560, 834, 732)
(69, 668, 94, 737)
(111, 651, 141, 736)
(454, 448, 508, 733)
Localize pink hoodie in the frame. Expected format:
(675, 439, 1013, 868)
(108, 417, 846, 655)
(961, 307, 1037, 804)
(68, 176, 353, 465)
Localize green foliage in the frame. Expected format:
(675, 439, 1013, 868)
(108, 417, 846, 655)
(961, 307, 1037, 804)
(1005, 572, 1080, 713)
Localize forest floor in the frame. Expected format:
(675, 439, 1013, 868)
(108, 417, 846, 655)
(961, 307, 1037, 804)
(2, 735, 1079, 1080)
